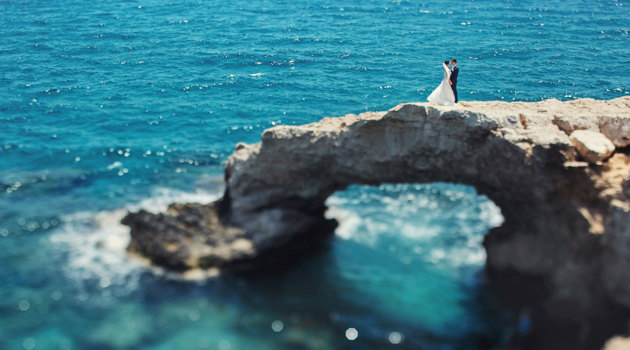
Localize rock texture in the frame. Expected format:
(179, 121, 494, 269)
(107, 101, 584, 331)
(603, 337, 630, 350)
(121, 200, 255, 270)
(570, 130, 616, 163)
(123, 97, 630, 322)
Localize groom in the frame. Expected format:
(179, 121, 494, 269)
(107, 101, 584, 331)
(449, 58, 459, 103)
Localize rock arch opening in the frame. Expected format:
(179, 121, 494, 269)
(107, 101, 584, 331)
(324, 182, 504, 271)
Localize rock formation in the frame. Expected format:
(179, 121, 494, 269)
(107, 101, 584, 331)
(123, 97, 630, 332)
(570, 129, 616, 163)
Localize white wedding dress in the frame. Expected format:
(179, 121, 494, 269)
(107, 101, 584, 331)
(427, 63, 455, 106)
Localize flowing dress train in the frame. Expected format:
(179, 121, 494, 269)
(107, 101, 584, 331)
(427, 63, 456, 106)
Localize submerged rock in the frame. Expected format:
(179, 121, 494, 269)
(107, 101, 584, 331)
(123, 97, 630, 342)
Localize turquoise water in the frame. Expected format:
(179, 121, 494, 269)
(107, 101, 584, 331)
(1, 0, 629, 349)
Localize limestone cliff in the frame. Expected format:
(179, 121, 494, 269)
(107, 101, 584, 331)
(123, 97, 630, 321)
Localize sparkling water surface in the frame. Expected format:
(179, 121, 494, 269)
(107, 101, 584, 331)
(1, 0, 629, 349)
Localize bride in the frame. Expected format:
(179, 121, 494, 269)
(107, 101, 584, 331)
(427, 60, 456, 105)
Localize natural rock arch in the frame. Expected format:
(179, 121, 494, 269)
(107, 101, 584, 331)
(124, 98, 630, 317)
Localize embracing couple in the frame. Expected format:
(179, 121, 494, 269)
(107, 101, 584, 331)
(427, 58, 459, 106)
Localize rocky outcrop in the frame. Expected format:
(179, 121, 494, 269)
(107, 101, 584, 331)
(121, 201, 255, 270)
(123, 97, 630, 320)
(570, 130, 616, 163)
(121, 199, 336, 271)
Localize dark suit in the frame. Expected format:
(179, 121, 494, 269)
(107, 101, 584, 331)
(450, 65, 459, 103)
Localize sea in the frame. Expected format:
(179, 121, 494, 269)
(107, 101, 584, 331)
(1, 0, 628, 349)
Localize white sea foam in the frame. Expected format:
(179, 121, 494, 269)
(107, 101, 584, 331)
(49, 188, 222, 292)
(325, 206, 361, 241)
(106, 161, 123, 170)
(325, 184, 504, 270)
(480, 200, 505, 228)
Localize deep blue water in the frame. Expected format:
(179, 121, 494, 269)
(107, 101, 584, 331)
(1, 0, 629, 349)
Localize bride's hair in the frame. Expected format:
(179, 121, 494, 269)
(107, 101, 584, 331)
(443, 60, 449, 65)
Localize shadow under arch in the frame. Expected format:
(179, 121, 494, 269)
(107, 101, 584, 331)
(221, 181, 516, 349)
